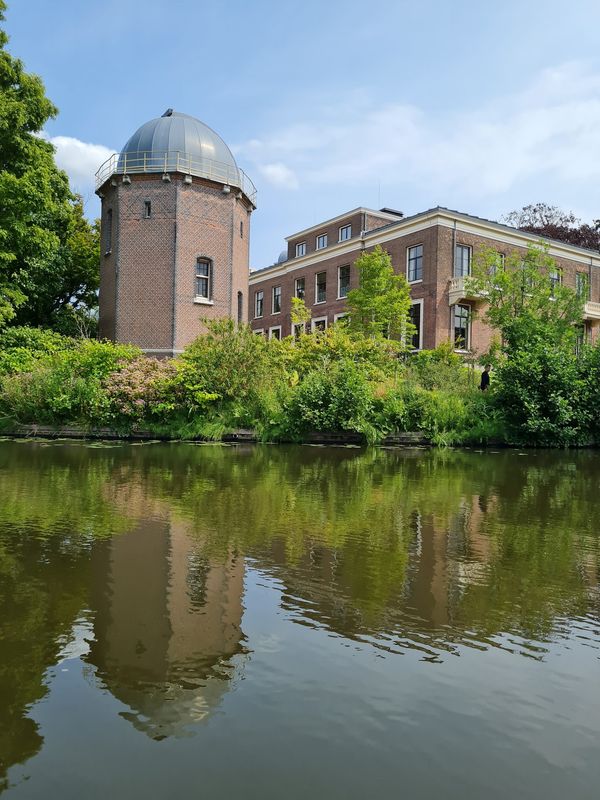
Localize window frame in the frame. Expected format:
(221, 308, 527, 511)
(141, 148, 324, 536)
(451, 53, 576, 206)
(254, 289, 264, 319)
(452, 303, 471, 351)
(316, 233, 328, 250)
(337, 265, 351, 299)
(576, 271, 589, 300)
(454, 244, 472, 278)
(338, 224, 352, 242)
(315, 271, 327, 304)
(293, 322, 306, 339)
(406, 244, 423, 283)
(408, 298, 424, 351)
(334, 312, 349, 324)
(272, 285, 282, 315)
(268, 326, 282, 341)
(294, 276, 306, 300)
(311, 316, 328, 333)
(143, 200, 152, 219)
(295, 241, 306, 258)
(105, 208, 113, 254)
(194, 257, 213, 303)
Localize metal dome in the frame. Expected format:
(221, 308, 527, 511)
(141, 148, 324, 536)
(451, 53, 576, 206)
(120, 109, 239, 173)
(95, 109, 257, 206)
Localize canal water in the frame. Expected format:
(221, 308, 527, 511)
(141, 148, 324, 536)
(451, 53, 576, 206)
(0, 440, 598, 799)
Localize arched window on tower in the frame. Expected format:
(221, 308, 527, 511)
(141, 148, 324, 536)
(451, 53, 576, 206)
(195, 258, 212, 300)
(237, 291, 243, 324)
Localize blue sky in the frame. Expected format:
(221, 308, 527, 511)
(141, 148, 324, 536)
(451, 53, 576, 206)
(5, 0, 600, 267)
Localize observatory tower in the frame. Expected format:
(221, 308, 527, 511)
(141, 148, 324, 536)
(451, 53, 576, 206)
(95, 110, 256, 356)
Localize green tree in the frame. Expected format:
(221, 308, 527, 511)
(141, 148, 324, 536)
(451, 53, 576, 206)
(290, 296, 311, 329)
(0, 1, 99, 332)
(467, 244, 584, 351)
(346, 245, 414, 344)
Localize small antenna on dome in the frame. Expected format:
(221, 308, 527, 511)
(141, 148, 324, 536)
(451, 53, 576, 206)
(162, 108, 173, 117)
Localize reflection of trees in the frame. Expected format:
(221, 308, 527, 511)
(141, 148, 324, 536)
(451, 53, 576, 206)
(1, 441, 600, 783)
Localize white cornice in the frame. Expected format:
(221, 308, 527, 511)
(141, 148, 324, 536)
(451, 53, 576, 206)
(283, 207, 403, 242)
(250, 209, 600, 285)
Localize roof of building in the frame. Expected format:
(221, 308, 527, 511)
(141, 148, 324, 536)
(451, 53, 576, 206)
(120, 109, 239, 174)
(250, 205, 600, 277)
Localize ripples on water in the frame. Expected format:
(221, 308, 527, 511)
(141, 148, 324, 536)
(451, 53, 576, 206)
(0, 440, 599, 799)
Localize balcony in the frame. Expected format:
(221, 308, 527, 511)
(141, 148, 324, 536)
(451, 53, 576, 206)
(583, 301, 600, 322)
(448, 276, 484, 306)
(95, 151, 257, 206)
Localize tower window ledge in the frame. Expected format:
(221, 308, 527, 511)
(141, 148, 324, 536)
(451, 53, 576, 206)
(194, 297, 214, 305)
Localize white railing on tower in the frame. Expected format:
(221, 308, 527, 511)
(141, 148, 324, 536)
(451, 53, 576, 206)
(95, 150, 257, 205)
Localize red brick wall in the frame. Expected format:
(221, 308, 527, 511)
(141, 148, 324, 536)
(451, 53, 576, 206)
(98, 173, 253, 355)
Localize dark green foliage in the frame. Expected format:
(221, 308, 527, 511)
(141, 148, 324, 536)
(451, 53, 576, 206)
(0, 4, 99, 331)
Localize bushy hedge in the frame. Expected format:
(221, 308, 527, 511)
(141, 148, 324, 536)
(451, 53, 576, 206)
(1, 320, 598, 446)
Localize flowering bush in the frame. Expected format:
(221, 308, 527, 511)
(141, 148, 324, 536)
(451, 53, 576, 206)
(103, 357, 187, 426)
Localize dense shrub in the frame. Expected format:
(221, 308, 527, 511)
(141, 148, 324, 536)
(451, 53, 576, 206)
(0, 326, 76, 376)
(281, 359, 379, 443)
(0, 339, 139, 425)
(494, 343, 590, 446)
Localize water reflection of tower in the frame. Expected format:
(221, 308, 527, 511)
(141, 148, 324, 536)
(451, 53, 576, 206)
(87, 518, 246, 739)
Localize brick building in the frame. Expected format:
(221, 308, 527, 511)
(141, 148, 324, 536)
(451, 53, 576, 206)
(96, 109, 256, 357)
(249, 206, 600, 354)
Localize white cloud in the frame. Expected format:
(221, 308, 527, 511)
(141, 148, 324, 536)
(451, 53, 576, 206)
(258, 162, 299, 189)
(41, 133, 114, 195)
(236, 61, 600, 215)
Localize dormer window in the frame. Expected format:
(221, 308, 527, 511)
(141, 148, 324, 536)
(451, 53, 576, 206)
(296, 242, 306, 257)
(316, 233, 328, 250)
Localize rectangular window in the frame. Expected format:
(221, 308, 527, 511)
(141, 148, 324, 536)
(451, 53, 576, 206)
(293, 323, 305, 339)
(143, 200, 151, 219)
(453, 304, 470, 350)
(339, 224, 352, 242)
(454, 244, 471, 278)
(105, 209, 113, 253)
(269, 326, 281, 341)
(489, 252, 505, 276)
(338, 265, 350, 298)
(295, 277, 305, 300)
(253, 328, 265, 336)
(272, 285, 282, 314)
(334, 313, 348, 324)
(311, 317, 327, 332)
(255, 290, 264, 318)
(315, 271, 327, 303)
(195, 259, 211, 299)
(550, 268, 562, 295)
(409, 301, 422, 350)
(576, 272, 589, 299)
(316, 233, 328, 250)
(295, 242, 306, 257)
(407, 244, 423, 282)
(240, 220, 244, 238)
(237, 291, 243, 324)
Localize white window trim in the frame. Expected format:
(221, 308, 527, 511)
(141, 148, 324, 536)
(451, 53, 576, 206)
(334, 312, 348, 323)
(254, 291, 264, 319)
(295, 241, 306, 257)
(294, 277, 306, 298)
(272, 286, 282, 315)
(253, 328, 264, 336)
(314, 272, 327, 305)
(452, 303, 471, 352)
(409, 298, 424, 351)
(311, 316, 328, 332)
(316, 233, 328, 250)
(268, 326, 282, 340)
(406, 243, 424, 284)
(337, 265, 351, 299)
(338, 224, 352, 242)
(194, 297, 214, 305)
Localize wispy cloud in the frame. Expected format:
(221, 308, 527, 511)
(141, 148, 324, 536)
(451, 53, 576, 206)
(236, 61, 600, 203)
(41, 133, 114, 197)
